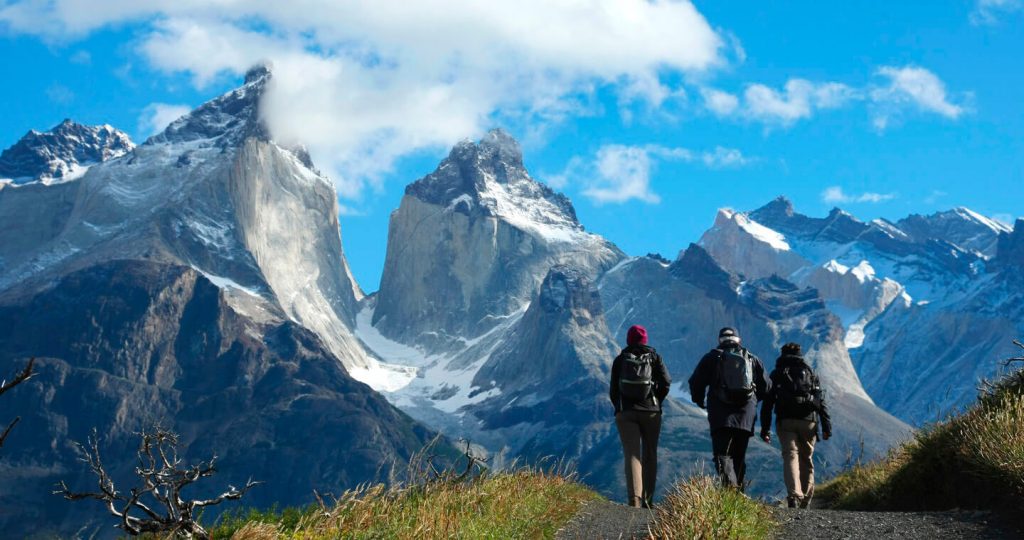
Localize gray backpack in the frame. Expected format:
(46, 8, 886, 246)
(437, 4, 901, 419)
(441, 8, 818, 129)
(715, 348, 755, 405)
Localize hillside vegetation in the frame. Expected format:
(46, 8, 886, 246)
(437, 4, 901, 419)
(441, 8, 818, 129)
(819, 364, 1024, 512)
(649, 476, 776, 539)
(215, 467, 596, 539)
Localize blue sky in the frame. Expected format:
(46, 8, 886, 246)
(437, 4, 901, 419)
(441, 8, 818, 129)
(1, 1, 1022, 291)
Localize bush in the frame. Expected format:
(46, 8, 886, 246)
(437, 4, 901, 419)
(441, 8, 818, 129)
(648, 476, 776, 540)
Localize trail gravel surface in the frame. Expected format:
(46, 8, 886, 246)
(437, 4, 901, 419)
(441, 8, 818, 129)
(772, 508, 1023, 539)
(556, 500, 654, 540)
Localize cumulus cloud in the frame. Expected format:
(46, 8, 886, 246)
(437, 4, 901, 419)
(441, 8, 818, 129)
(743, 79, 858, 125)
(705, 66, 967, 130)
(0, 0, 727, 200)
(557, 143, 749, 205)
(971, 0, 1022, 24)
(870, 66, 965, 130)
(139, 103, 192, 137)
(822, 186, 896, 204)
(701, 87, 739, 116)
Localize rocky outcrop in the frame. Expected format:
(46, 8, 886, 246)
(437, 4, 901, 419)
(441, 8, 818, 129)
(373, 130, 624, 350)
(0, 119, 133, 185)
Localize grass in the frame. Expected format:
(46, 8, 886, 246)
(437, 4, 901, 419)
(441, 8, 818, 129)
(819, 366, 1024, 512)
(210, 467, 597, 539)
(648, 476, 777, 540)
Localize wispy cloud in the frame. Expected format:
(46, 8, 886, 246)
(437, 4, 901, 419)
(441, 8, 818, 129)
(703, 66, 967, 130)
(555, 143, 751, 205)
(138, 103, 192, 137)
(69, 50, 91, 65)
(871, 66, 965, 130)
(45, 83, 74, 104)
(822, 186, 896, 205)
(971, 0, 1022, 24)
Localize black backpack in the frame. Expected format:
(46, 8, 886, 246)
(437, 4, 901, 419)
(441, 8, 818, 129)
(715, 348, 755, 405)
(776, 362, 820, 417)
(619, 351, 656, 402)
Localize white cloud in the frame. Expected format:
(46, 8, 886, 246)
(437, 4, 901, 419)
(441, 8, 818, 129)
(45, 83, 75, 104)
(822, 186, 896, 204)
(743, 79, 858, 125)
(0, 1, 727, 200)
(139, 103, 192, 137)
(559, 143, 749, 205)
(584, 145, 660, 205)
(971, 0, 1022, 24)
(701, 87, 739, 116)
(871, 66, 964, 129)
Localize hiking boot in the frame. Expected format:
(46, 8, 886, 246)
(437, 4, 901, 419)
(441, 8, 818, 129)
(628, 496, 643, 508)
(786, 496, 797, 508)
(642, 497, 654, 509)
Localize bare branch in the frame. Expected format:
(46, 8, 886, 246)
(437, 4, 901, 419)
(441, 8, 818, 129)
(0, 417, 21, 448)
(55, 426, 260, 540)
(0, 357, 35, 397)
(1002, 340, 1024, 367)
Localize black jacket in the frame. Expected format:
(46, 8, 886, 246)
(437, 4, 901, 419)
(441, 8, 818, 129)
(760, 354, 832, 436)
(610, 344, 671, 413)
(688, 345, 769, 434)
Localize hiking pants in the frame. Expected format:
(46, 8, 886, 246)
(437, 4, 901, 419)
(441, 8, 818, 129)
(778, 418, 817, 507)
(711, 427, 751, 490)
(615, 410, 662, 507)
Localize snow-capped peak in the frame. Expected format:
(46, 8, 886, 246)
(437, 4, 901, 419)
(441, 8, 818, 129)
(0, 119, 134, 186)
(145, 64, 272, 149)
(405, 129, 586, 242)
(953, 207, 1013, 234)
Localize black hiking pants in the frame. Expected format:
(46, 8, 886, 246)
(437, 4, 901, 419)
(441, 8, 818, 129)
(711, 427, 751, 491)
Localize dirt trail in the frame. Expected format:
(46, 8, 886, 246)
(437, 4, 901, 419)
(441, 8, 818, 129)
(557, 501, 1023, 539)
(772, 507, 1022, 539)
(556, 500, 654, 540)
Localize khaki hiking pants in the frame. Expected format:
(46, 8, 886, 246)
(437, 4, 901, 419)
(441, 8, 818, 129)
(777, 418, 817, 507)
(615, 410, 662, 507)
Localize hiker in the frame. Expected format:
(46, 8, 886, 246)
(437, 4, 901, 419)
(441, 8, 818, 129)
(760, 342, 832, 508)
(609, 324, 671, 508)
(688, 327, 769, 491)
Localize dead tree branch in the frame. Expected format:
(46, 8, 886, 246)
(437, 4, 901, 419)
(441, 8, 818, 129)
(54, 427, 261, 539)
(0, 357, 34, 449)
(1002, 339, 1024, 367)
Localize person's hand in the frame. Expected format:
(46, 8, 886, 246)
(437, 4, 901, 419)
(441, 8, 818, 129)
(760, 432, 771, 444)
(822, 431, 831, 441)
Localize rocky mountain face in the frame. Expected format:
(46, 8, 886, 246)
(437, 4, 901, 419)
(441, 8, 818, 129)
(0, 67, 451, 537)
(373, 130, 624, 351)
(698, 197, 1020, 425)
(0, 119, 133, 185)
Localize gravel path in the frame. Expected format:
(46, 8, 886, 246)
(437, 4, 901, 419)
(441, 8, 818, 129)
(556, 500, 655, 540)
(772, 508, 1023, 539)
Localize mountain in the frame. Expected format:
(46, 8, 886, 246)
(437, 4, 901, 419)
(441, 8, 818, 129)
(0, 119, 133, 185)
(698, 197, 1021, 425)
(0, 67, 451, 537)
(357, 135, 909, 500)
(372, 129, 624, 351)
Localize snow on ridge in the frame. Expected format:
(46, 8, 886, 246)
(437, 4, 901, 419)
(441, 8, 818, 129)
(955, 207, 1013, 233)
(477, 171, 585, 243)
(733, 211, 791, 251)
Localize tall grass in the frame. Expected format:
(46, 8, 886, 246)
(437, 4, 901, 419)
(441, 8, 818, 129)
(648, 476, 776, 540)
(213, 466, 596, 539)
(819, 366, 1024, 511)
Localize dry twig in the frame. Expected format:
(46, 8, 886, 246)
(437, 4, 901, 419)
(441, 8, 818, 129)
(0, 357, 35, 449)
(54, 427, 260, 539)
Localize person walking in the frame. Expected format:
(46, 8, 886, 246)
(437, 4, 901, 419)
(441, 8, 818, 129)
(610, 324, 671, 508)
(688, 327, 769, 491)
(760, 342, 832, 508)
